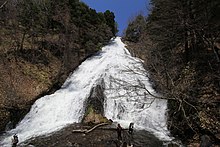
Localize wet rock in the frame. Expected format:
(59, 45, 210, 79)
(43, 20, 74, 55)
(82, 79, 109, 124)
(23, 123, 163, 147)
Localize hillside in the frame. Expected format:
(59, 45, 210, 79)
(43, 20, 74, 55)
(123, 0, 220, 146)
(0, 0, 116, 132)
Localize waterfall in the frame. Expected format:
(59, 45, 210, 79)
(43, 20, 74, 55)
(102, 38, 170, 140)
(0, 37, 171, 146)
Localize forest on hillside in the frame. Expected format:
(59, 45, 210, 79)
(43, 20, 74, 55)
(124, 0, 220, 145)
(0, 0, 117, 132)
(1, 0, 117, 61)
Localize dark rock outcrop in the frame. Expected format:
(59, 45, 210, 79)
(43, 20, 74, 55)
(82, 79, 109, 124)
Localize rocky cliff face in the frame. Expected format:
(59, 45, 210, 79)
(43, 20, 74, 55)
(0, 0, 116, 132)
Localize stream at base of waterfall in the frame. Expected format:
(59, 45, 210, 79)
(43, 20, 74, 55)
(0, 37, 182, 147)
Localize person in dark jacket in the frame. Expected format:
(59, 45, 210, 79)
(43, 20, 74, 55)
(117, 124, 123, 140)
(128, 123, 134, 135)
(12, 134, 19, 147)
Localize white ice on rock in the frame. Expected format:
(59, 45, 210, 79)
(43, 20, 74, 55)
(0, 37, 171, 146)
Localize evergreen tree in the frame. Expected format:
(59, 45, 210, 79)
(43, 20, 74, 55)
(125, 14, 146, 42)
(104, 10, 118, 36)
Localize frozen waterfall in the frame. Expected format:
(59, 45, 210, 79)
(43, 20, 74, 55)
(0, 37, 171, 146)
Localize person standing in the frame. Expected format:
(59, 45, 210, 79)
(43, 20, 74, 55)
(12, 134, 19, 147)
(117, 124, 123, 140)
(128, 123, 134, 135)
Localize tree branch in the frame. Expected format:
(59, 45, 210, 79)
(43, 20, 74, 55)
(0, 1, 8, 9)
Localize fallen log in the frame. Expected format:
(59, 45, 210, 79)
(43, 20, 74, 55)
(72, 123, 109, 134)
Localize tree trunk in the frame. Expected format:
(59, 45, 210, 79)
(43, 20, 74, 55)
(20, 31, 26, 51)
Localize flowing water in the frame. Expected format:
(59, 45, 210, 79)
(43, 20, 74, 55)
(0, 37, 172, 146)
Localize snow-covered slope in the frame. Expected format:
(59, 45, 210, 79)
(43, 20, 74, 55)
(0, 37, 171, 146)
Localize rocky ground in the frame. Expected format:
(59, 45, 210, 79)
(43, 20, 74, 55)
(16, 123, 167, 147)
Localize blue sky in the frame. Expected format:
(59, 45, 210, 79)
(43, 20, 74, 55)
(81, 0, 149, 36)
